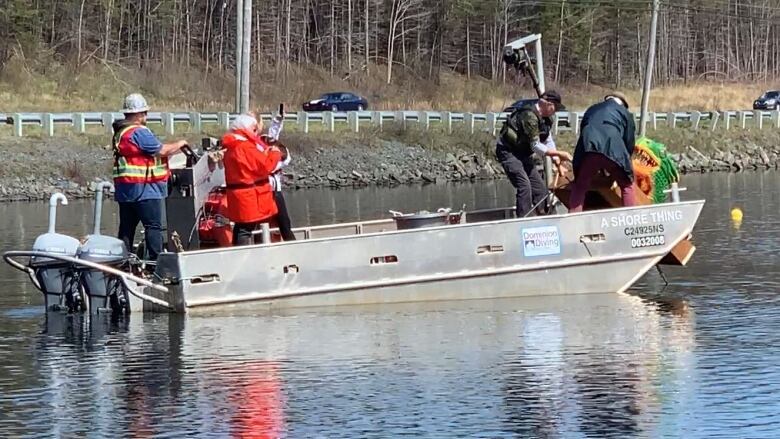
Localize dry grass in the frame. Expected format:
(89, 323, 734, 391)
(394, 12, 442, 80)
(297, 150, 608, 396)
(0, 53, 776, 113)
(583, 82, 777, 112)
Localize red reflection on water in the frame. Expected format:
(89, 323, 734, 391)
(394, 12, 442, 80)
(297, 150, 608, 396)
(230, 361, 286, 439)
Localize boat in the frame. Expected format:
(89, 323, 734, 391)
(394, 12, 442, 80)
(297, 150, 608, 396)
(3, 142, 705, 313)
(150, 201, 703, 312)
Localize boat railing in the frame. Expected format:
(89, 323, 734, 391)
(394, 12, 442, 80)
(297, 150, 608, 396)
(260, 207, 518, 242)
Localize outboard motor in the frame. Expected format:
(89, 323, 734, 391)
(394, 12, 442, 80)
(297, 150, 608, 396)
(77, 182, 131, 314)
(29, 193, 82, 311)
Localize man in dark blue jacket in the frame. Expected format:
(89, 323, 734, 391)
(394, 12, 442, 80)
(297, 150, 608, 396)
(568, 92, 637, 212)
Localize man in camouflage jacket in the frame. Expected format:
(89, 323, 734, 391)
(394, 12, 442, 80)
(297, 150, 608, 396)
(496, 90, 572, 217)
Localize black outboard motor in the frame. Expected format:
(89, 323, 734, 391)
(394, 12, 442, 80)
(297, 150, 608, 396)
(29, 193, 81, 311)
(77, 182, 131, 314)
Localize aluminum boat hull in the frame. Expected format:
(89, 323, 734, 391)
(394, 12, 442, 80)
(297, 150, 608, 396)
(140, 200, 705, 312)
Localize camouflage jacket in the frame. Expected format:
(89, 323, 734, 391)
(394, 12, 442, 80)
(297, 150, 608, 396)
(499, 104, 551, 155)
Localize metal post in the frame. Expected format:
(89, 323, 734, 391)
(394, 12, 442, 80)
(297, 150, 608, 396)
(371, 111, 383, 130)
(418, 111, 429, 130)
(465, 113, 474, 134)
(639, 0, 659, 137)
(102, 112, 115, 133)
(754, 110, 763, 129)
(260, 223, 270, 244)
(486, 113, 497, 135)
(218, 112, 230, 131)
(691, 111, 701, 130)
(74, 113, 86, 134)
(710, 111, 720, 131)
(235, 0, 243, 113)
(663, 182, 686, 203)
(43, 113, 54, 137)
(543, 156, 553, 188)
(13, 113, 23, 137)
(190, 112, 202, 133)
(534, 38, 545, 93)
(163, 112, 175, 136)
(298, 111, 310, 133)
(442, 111, 452, 133)
(239, 0, 251, 113)
(325, 112, 335, 132)
(348, 111, 359, 132)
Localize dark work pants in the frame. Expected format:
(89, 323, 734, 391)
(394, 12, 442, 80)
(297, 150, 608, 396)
(233, 222, 261, 246)
(496, 145, 548, 217)
(118, 199, 163, 261)
(273, 191, 296, 241)
(569, 152, 637, 212)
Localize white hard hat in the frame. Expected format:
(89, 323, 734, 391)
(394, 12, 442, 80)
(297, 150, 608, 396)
(122, 93, 150, 113)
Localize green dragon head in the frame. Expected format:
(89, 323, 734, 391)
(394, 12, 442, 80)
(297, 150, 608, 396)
(632, 137, 680, 203)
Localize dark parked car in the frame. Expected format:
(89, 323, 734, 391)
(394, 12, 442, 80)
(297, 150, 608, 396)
(502, 98, 570, 127)
(302, 92, 368, 112)
(753, 90, 780, 110)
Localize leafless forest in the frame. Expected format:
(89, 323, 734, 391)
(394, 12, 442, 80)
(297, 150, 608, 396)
(1, 0, 779, 95)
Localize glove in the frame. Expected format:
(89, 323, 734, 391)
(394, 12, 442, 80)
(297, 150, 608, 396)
(544, 135, 556, 151)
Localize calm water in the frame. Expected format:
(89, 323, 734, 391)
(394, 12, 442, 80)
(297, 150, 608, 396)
(1, 174, 779, 437)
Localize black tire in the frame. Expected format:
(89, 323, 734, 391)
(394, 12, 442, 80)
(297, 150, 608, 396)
(331, 104, 339, 112)
(357, 105, 364, 111)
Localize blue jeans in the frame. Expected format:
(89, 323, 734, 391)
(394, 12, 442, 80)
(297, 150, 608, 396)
(118, 199, 164, 260)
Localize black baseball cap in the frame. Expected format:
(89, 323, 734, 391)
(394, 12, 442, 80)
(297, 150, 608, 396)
(540, 90, 565, 111)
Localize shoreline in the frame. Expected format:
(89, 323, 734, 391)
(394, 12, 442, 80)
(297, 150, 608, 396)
(1, 136, 779, 203)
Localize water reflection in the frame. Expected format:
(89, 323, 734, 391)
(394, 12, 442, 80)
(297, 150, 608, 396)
(7, 293, 695, 437)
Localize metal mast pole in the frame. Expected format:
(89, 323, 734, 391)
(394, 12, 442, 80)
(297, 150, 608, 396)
(534, 38, 545, 94)
(639, 0, 659, 137)
(239, 0, 252, 113)
(235, 0, 244, 113)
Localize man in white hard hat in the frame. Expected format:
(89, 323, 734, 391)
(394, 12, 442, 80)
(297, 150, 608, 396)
(112, 93, 188, 261)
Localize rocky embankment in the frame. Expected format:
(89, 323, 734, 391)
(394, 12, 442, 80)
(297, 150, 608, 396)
(1, 137, 780, 202)
(282, 142, 501, 189)
(674, 145, 780, 173)
(0, 139, 505, 202)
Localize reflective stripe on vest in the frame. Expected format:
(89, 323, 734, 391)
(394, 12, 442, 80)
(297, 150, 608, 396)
(112, 125, 169, 184)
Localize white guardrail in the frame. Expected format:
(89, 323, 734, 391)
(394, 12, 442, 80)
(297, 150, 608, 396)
(1, 109, 779, 137)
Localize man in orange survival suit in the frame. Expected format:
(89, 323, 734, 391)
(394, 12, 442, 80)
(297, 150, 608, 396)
(112, 93, 188, 260)
(221, 114, 283, 246)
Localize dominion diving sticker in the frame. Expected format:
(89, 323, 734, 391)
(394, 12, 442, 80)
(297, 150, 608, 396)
(522, 226, 561, 257)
